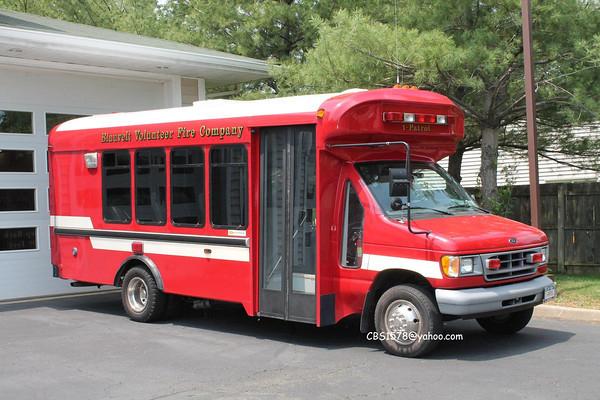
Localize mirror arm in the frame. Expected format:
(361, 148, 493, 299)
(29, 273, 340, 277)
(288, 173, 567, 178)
(402, 143, 430, 236)
(327, 140, 430, 236)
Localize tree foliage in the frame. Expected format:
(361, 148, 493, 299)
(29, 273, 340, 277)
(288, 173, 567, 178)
(0, 0, 161, 36)
(161, 0, 313, 61)
(156, 0, 361, 94)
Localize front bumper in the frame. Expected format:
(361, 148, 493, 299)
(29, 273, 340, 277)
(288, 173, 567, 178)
(435, 276, 554, 318)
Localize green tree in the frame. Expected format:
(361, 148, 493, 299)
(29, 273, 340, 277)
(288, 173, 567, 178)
(275, 1, 600, 208)
(157, 0, 362, 95)
(158, 0, 370, 60)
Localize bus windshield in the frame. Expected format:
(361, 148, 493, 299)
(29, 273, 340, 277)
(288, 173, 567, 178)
(356, 161, 483, 219)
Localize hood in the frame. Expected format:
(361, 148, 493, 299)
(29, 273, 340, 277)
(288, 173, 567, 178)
(415, 214, 547, 253)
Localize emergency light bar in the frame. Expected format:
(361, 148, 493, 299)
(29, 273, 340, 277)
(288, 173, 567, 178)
(487, 258, 501, 269)
(382, 112, 448, 125)
(526, 252, 545, 264)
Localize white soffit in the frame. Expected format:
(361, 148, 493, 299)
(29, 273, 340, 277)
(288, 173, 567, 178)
(0, 10, 269, 86)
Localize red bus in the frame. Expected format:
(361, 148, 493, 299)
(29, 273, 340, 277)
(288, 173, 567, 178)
(48, 88, 555, 357)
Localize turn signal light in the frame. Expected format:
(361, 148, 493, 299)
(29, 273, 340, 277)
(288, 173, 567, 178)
(441, 255, 460, 277)
(487, 258, 501, 270)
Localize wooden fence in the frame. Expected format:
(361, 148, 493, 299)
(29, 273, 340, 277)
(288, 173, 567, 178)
(506, 182, 600, 275)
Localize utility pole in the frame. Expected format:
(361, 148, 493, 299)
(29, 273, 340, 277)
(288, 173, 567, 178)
(521, 0, 541, 228)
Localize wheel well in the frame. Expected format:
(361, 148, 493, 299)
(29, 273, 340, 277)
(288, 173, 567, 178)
(114, 259, 143, 287)
(359, 269, 433, 333)
(114, 256, 163, 290)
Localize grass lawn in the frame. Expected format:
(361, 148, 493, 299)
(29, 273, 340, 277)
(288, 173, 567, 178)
(551, 274, 600, 310)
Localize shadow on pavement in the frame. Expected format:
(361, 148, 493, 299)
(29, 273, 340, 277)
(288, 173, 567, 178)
(0, 291, 575, 361)
(0, 290, 124, 317)
(431, 319, 574, 361)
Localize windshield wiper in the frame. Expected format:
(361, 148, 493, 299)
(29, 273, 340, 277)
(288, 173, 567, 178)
(447, 202, 490, 213)
(401, 206, 453, 215)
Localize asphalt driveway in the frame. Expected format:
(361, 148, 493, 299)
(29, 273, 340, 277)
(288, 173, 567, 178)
(0, 291, 597, 400)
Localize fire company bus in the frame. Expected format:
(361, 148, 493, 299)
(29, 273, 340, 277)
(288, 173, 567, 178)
(49, 88, 556, 357)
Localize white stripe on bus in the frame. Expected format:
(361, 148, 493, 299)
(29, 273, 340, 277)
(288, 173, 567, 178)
(89, 237, 250, 262)
(50, 215, 94, 229)
(51, 215, 250, 261)
(362, 253, 443, 279)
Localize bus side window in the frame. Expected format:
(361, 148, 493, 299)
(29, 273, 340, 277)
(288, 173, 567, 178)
(102, 150, 132, 223)
(135, 148, 166, 225)
(171, 147, 205, 227)
(210, 145, 248, 229)
(341, 181, 364, 268)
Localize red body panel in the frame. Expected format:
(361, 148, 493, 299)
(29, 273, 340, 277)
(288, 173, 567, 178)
(49, 88, 548, 326)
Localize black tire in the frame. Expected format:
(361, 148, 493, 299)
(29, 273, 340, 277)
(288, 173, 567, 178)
(476, 307, 534, 334)
(374, 284, 443, 358)
(121, 266, 167, 322)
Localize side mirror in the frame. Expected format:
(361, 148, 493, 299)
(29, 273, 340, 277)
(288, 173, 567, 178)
(389, 167, 410, 197)
(390, 197, 404, 211)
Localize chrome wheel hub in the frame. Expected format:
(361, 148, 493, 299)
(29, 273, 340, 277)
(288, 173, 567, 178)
(127, 277, 149, 313)
(384, 299, 422, 345)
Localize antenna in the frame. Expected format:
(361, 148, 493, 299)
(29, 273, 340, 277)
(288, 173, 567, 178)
(394, 0, 400, 85)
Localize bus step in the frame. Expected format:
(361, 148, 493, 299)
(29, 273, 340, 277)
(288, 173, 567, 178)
(70, 281, 100, 287)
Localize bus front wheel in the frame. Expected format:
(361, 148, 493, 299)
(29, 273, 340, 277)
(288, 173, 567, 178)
(374, 284, 442, 358)
(121, 266, 167, 322)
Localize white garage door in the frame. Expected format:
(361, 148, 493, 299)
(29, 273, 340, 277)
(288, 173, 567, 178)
(0, 65, 169, 301)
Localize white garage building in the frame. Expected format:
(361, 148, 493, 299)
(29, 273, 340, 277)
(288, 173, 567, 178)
(0, 9, 268, 301)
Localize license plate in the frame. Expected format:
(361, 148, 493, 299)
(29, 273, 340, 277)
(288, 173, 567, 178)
(543, 284, 556, 302)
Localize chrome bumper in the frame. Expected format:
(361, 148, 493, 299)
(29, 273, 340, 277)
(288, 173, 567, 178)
(435, 276, 554, 317)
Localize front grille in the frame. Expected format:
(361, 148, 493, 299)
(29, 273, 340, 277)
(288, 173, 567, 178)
(482, 248, 545, 281)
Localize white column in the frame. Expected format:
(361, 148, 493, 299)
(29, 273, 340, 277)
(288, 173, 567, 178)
(164, 76, 182, 107)
(197, 78, 206, 101)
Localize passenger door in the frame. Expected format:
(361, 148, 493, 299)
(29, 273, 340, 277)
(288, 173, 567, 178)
(259, 125, 316, 323)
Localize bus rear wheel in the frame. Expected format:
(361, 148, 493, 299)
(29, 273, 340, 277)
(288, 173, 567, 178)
(121, 266, 166, 322)
(374, 284, 442, 358)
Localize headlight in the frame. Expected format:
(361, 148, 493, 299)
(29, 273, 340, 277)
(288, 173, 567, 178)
(441, 255, 480, 277)
(460, 257, 474, 274)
